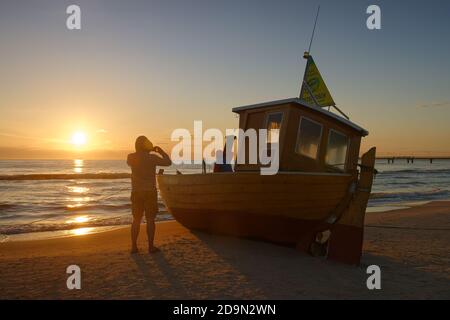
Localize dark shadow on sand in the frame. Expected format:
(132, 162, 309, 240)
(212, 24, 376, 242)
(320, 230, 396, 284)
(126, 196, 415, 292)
(191, 230, 450, 299)
(131, 252, 189, 298)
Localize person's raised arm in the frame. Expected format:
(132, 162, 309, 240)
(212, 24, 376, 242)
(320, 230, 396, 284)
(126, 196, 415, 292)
(126, 154, 133, 167)
(153, 146, 172, 166)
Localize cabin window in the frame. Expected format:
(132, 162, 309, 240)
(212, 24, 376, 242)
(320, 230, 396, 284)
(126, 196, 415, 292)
(266, 112, 283, 143)
(295, 117, 323, 160)
(326, 129, 349, 170)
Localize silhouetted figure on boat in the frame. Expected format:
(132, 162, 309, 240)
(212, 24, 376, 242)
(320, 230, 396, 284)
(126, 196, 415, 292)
(213, 150, 233, 172)
(213, 137, 235, 173)
(127, 136, 171, 254)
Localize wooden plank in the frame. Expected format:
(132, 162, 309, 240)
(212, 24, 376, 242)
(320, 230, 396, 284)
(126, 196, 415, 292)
(169, 205, 335, 220)
(165, 198, 338, 211)
(161, 190, 345, 203)
(159, 183, 349, 194)
(162, 194, 345, 205)
(158, 172, 352, 186)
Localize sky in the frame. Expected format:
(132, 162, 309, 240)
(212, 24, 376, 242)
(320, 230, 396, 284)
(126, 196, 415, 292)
(0, 0, 449, 159)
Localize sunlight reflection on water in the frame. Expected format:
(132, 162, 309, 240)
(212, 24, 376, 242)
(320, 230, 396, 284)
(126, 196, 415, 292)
(73, 159, 83, 173)
(66, 215, 91, 224)
(67, 186, 89, 193)
(70, 227, 93, 236)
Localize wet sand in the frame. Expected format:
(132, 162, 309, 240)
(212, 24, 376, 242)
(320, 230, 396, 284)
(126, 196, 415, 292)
(1, 201, 449, 299)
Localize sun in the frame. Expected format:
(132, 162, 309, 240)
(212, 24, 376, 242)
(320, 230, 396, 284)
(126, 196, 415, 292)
(71, 132, 87, 146)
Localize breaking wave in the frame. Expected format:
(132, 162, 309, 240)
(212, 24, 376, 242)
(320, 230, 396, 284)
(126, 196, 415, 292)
(0, 173, 130, 181)
(0, 212, 172, 235)
(369, 189, 450, 205)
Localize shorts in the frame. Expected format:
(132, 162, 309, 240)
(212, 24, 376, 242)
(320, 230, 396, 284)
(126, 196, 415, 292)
(131, 189, 158, 221)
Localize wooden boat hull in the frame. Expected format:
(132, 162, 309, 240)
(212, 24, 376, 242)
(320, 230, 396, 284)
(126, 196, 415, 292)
(157, 147, 376, 265)
(162, 207, 336, 245)
(158, 172, 353, 247)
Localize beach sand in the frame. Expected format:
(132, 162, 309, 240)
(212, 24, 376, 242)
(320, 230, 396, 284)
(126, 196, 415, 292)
(1, 201, 449, 299)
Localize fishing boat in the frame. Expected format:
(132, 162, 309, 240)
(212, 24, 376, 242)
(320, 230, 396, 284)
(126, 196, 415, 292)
(157, 49, 376, 265)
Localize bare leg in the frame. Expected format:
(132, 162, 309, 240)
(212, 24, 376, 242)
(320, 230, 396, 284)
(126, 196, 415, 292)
(146, 219, 157, 252)
(131, 216, 141, 253)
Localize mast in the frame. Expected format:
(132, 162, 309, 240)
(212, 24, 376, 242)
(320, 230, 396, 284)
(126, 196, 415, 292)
(307, 5, 320, 54)
(299, 5, 320, 99)
(298, 6, 350, 120)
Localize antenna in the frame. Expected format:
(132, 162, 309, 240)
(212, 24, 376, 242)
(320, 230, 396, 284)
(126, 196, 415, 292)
(307, 5, 321, 54)
(299, 5, 321, 98)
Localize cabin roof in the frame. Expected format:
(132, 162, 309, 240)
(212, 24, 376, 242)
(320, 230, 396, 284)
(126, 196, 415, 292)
(232, 98, 369, 136)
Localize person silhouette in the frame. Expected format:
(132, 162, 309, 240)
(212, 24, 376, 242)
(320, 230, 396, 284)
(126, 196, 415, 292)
(213, 137, 234, 173)
(127, 136, 171, 254)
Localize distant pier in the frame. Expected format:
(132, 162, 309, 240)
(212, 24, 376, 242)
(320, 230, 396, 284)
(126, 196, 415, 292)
(376, 157, 450, 164)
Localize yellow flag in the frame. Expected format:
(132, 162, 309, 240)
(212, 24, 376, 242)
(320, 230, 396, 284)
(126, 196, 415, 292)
(300, 55, 335, 107)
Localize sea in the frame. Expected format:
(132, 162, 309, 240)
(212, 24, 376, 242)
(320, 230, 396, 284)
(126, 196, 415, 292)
(1, 159, 449, 241)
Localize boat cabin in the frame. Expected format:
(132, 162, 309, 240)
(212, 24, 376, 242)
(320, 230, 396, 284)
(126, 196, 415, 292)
(232, 98, 368, 174)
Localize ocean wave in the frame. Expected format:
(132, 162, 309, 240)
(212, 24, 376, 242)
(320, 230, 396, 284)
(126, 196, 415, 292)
(0, 211, 64, 220)
(369, 189, 450, 202)
(0, 203, 17, 211)
(373, 180, 428, 186)
(0, 198, 167, 218)
(62, 203, 131, 212)
(377, 168, 450, 175)
(0, 212, 172, 235)
(0, 173, 131, 181)
(0, 203, 130, 217)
